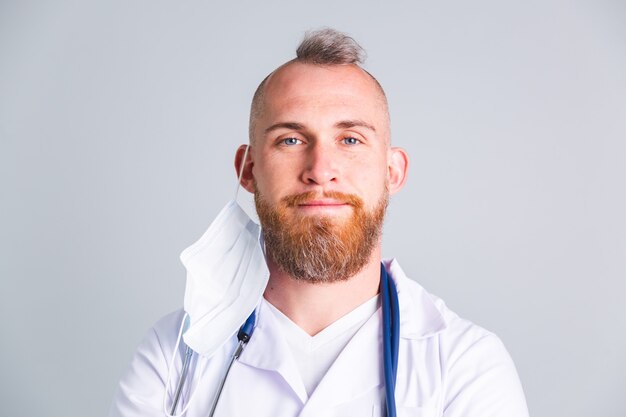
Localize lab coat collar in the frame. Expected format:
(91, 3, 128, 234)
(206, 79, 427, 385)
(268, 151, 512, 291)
(238, 300, 309, 403)
(384, 258, 448, 340)
(237, 259, 447, 406)
(239, 297, 384, 410)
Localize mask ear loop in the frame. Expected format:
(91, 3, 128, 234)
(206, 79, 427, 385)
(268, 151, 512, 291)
(233, 144, 265, 254)
(233, 144, 250, 201)
(163, 312, 188, 416)
(162, 313, 208, 417)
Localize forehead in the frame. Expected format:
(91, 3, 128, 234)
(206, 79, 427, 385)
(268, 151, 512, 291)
(259, 63, 388, 126)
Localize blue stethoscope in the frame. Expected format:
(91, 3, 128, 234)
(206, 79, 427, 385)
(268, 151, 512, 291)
(169, 263, 400, 417)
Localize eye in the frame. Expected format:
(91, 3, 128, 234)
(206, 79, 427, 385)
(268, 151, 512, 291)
(281, 137, 302, 146)
(342, 137, 361, 145)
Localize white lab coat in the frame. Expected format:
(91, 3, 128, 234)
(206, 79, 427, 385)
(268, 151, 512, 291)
(110, 259, 529, 417)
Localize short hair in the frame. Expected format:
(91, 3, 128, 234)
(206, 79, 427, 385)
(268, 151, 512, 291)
(249, 28, 387, 143)
(295, 28, 366, 65)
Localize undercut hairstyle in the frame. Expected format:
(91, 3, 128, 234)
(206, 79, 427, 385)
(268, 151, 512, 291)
(295, 28, 366, 65)
(249, 28, 388, 143)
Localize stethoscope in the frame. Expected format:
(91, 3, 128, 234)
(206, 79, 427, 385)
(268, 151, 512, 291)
(167, 263, 400, 417)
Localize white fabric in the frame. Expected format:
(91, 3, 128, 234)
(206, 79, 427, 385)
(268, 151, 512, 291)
(265, 295, 379, 397)
(110, 259, 529, 417)
(180, 200, 269, 358)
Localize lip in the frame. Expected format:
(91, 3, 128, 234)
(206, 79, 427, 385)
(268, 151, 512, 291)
(297, 199, 349, 207)
(294, 199, 352, 215)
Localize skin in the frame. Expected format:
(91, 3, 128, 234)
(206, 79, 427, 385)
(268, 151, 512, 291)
(234, 62, 409, 335)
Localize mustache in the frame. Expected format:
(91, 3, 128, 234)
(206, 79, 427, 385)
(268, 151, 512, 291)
(282, 191, 363, 208)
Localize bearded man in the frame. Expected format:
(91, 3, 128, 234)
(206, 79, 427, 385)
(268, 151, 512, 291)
(110, 29, 529, 417)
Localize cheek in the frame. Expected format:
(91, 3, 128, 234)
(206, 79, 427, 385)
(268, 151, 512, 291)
(354, 160, 389, 202)
(252, 158, 295, 200)
(350, 153, 387, 180)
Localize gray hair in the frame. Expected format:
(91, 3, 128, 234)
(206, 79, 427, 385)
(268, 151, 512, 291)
(295, 28, 366, 65)
(249, 28, 386, 142)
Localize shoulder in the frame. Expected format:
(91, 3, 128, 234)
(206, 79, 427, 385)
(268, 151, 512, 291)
(123, 308, 186, 382)
(426, 286, 503, 359)
(398, 267, 514, 369)
(109, 309, 185, 417)
(133, 309, 186, 363)
(433, 303, 528, 416)
(151, 309, 186, 347)
(388, 258, 505, 353)
(387, 259, 528, 416)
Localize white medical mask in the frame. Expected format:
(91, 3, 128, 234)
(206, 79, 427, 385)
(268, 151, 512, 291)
(180, 145, 269, 357)
(180, 199, 269, 357)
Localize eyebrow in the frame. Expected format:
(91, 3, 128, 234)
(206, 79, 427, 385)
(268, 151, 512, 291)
(264, 122, 305, 134)
(264, 119, 376, 134)
(335, 119, 376, 132)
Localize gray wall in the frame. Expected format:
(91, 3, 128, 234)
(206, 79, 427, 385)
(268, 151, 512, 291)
(1, 1, 625, 416)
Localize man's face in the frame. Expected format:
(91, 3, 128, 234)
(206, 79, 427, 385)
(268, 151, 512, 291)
(238, 62, 407, 281)
(251, 63, 391, 216)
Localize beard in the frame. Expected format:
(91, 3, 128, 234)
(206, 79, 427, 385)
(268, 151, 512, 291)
(255, 188, 388, 283)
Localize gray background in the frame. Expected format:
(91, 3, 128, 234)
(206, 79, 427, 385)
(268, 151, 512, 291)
(1, 1, 625, 416)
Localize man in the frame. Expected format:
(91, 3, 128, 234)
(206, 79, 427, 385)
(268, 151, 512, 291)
(110, 29, 529, 417)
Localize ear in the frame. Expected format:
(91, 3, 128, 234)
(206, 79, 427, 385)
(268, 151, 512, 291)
(387, 147, 409, 195)
(234, 144, 255, 193)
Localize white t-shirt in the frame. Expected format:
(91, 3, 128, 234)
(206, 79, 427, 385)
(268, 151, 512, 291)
(264, 296, 380, 397)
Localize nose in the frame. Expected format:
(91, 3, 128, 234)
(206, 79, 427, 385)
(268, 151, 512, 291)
(301, 142, 338, 186)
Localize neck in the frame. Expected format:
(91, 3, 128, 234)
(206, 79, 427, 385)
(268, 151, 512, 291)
(262, 247, 382, 336)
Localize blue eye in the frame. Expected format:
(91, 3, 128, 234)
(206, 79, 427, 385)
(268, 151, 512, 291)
(282, 138, 302, 146)
(342, 137, 360, 145)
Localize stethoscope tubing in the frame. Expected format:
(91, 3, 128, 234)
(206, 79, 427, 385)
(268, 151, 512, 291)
(381, 263, 399, 417)
(169, 346, 193, 415)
